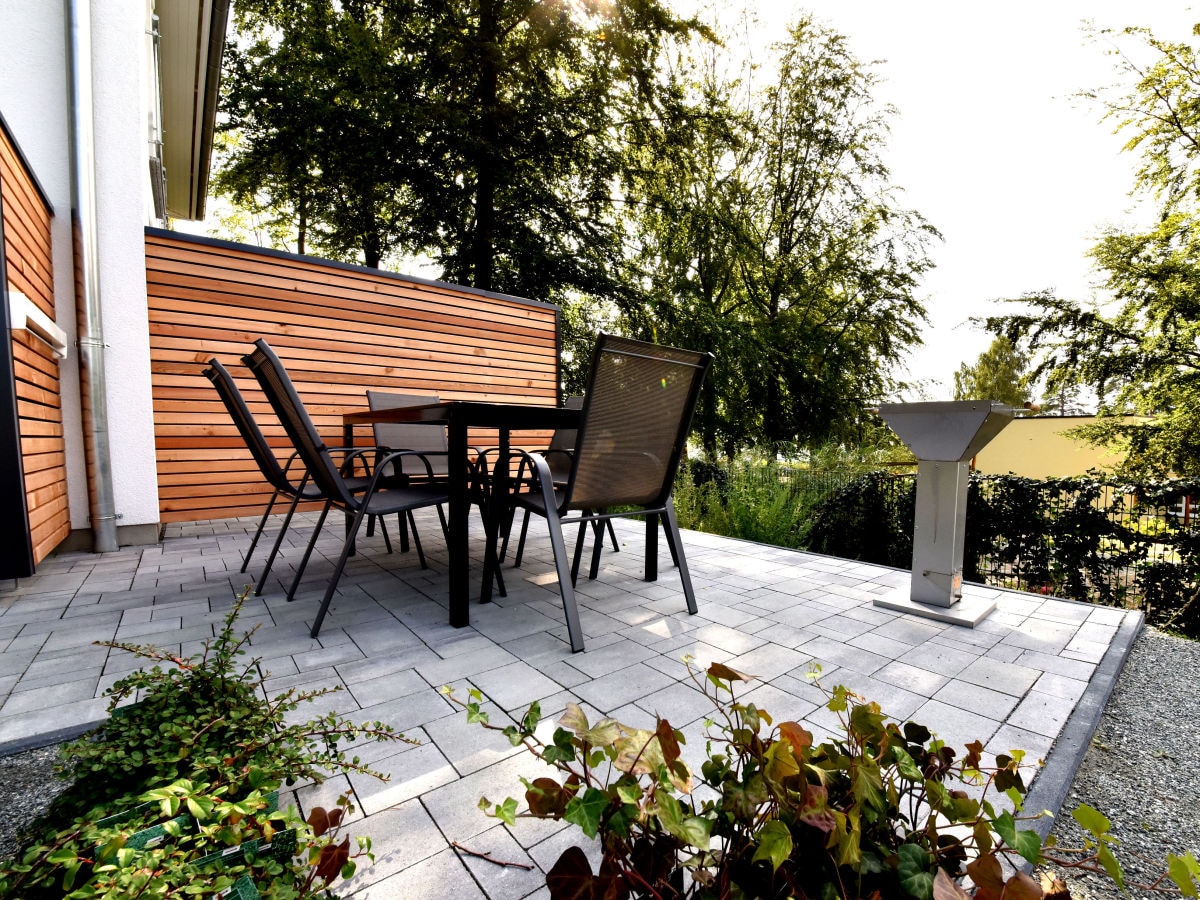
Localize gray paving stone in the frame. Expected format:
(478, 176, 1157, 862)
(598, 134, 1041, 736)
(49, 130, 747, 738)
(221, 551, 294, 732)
(957, 656, 1042, 697)
(455, 824, 545, 900)
(910, 698, 1002, 751)
(726, 642, 813, 681)
(1005, 691, 1076, 738)
(572, 662, 676, 712)
(931, 680, 1020, 722)
(563, 637, 655, 679)
(869, 660, 950, 697)
(897, 641, 980, 677)
(472, 661, 569, 712)
(796, 635, 890, 676)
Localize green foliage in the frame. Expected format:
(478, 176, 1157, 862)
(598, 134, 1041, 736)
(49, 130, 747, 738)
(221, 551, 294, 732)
(0, 591, 410, 898)
(447, 662, 1168, 899)
(982, 24, 1200, 476)
(222, 0, 707, 292)
(672, 456, 867, 551)
(805, 470, 915, 568)
(952, 336, 1032, 408)
(625, 16, 936, 454)
(806, 471, 1200, 637)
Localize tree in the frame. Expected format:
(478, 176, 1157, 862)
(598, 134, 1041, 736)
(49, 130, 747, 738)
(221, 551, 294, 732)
(625, 17, 937, 454)
(220, 0, 707, 289)
(952, 336, 1031, 408)
(984, 24, 1200, 476)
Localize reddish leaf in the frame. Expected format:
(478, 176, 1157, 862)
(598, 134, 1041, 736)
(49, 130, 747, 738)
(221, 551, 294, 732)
(779, 721, 813, 759)
(314, 835, 351, 882)
(1002, 870, 1044, 900)
(547, 846, 598, 900)
(963, 740, 984, 770)
(1039, 872, 1071, 899)
(707, 662, 754, 683)
(307, 807, 331, 837)
(967, 852, 1006, 900)
(656, 719, 681, 767)
(526, 777, 570, 817)
(933, 870, 973, 900)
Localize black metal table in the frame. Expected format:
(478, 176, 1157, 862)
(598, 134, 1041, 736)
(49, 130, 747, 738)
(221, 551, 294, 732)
(342, 400, 578, 629)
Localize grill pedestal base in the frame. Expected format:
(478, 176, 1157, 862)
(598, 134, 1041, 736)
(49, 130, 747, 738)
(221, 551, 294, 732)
(873, 586, 997, 627)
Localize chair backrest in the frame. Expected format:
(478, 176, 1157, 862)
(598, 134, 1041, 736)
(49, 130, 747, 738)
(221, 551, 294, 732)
(366, 391, 447, 476)
(242, 339, 358, 507)
(546, 395, 584, 482)
(203, 358, 291, 493)
(567, 335, 712, 510)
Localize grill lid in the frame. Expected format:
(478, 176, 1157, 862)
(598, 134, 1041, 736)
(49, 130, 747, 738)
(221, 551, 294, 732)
(876, 400, 1016, 462)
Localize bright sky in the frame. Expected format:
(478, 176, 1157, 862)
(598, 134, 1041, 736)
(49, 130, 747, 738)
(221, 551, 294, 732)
(705, 2, 1200, 399)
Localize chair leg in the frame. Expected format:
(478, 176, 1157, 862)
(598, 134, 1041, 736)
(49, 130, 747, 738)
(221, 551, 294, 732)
(542, 512, 585, 653)
(255, 488, 304, 596)
(512, 509, 532, 567)
(378, 516, 393, 554)
(645, 512, 660, 583)
(606, 519, 620, 553)
(570, 513, 591, 584)
(311, 504, 370, 638)
(242, 489, 282, 573)
(662, 515, 680, 567)
(664, 499, 698, 615)
(587, 515, 606, 581)
(287, 502, 332, 603)
(406, 510, 428, 569)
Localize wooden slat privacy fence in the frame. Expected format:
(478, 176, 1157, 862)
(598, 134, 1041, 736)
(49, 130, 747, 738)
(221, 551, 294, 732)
(145, 229, 560, 523)
(2, 123, 69, 564)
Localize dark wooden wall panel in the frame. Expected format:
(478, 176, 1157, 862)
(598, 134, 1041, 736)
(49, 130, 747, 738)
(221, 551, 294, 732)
(145, 230, 560, 523)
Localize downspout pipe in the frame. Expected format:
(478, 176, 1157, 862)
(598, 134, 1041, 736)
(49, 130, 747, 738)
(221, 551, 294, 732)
(67, 0, 119, 553)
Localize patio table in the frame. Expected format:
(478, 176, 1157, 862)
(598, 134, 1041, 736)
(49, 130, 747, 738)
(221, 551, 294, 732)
(342, 400, 579, 629)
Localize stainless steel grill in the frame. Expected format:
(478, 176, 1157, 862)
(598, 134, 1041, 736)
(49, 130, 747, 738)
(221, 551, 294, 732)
(873, 400, 1016, 625)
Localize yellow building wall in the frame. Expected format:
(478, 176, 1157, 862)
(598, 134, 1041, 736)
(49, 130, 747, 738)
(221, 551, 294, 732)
(973, 416, 1127, 478)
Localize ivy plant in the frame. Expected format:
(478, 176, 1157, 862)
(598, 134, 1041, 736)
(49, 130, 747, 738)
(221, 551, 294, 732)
(446, 661, 1200, 899)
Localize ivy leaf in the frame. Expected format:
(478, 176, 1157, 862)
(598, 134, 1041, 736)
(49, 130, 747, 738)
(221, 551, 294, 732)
(558, 703, 589, 734)
(1168, 852, 1200, 897)
(992, 810, 1042, 864)
(932, 869, 972, 899)
(752, 820, 793, 872)
(1071, 803, 1112, 837)
(654, 793, 712, 851)
(891, 745, 924, 782)
(897, 844, 935, 900)
(1097, 842, 1126, 891)
(564, 787, 609, 839)
(707, 662, 753, 684)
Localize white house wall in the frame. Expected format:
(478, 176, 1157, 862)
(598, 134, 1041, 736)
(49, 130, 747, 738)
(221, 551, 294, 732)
(0, 0, 161, 541)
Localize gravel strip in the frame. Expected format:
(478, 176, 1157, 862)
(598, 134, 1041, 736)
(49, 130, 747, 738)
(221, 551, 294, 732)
(1039, 627, 1200, 898)
(0, 742, 69, 861)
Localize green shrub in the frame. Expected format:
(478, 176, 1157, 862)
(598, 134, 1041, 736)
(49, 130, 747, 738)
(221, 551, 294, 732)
(0, 590, 411, 899)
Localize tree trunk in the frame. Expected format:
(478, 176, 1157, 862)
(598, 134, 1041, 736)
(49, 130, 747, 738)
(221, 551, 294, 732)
(471, 0, 500, 291)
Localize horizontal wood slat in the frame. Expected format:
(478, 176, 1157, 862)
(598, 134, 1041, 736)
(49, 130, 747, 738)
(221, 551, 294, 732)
(3, 124, 67, 566)
(147, 230, 560, 523)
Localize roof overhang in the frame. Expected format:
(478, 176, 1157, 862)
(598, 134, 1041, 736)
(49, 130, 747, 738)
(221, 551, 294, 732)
(156, 0, 231, 221)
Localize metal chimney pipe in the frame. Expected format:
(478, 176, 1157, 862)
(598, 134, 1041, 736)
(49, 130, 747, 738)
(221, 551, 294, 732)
(67, 0, 119, 553)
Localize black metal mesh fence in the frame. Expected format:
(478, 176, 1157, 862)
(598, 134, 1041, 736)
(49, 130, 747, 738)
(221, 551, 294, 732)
(806, 472, 1200, 636)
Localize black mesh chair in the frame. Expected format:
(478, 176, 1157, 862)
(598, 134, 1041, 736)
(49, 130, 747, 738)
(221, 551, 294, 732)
(491, 334, 712, 652)
(507, 396, 619, 568)
(243, 339, 450, 638)
(203, 358, 328, 594)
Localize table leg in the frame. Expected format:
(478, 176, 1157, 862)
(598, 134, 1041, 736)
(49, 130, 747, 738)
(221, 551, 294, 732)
(448, 417, 469, 628)
(479, 426, 512, 605)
